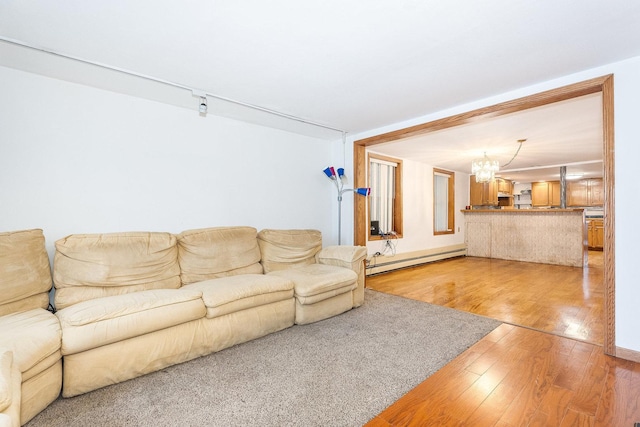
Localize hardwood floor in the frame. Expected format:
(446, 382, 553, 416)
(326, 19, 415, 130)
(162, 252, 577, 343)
(364, 252, 640, 426)
(366, 252, 604, 345)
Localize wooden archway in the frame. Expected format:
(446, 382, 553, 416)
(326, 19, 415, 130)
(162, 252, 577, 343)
(353, 75, 616, 355)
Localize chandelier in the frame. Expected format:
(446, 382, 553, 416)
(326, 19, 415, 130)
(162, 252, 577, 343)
(471, 152, 499, 183)
(471, 139, 525, 183)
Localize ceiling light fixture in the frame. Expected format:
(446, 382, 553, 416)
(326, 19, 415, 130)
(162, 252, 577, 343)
(471, 152, 499, 183)
(192, 89, 208, 116)
(198, 96, 207, 114)
(471, 139, 526, 183)
(566, 173, 584, 180)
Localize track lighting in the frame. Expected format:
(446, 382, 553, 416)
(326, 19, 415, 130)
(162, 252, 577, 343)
(198, 96, 207, 115)
(192, 90, 208, 116)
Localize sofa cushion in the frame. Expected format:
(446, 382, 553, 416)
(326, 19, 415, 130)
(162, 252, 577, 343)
(53, 232, 181, 309)
(268, 264, 357, 305)
(178, 227, 263, 285)
(56, 289, 206, 355)
(257, 229, 322, 273)
(0, 309, 61, 375)
(184, 274, 294, 318)
(0, 229, 52, 316)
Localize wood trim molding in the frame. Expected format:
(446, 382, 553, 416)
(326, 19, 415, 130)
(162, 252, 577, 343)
(602, 75, 616, 356)
(615, 347, 640, 364)
(356, 75, 609, 147)
(433, 168, 455, 235)
(366, 153, 403, 241)
(354, 144, 367, 246)
(353, 74, 616, 356)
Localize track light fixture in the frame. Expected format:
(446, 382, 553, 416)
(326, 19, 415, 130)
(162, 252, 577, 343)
(198, 96, 207, 115)
(192, 90, 208, 116)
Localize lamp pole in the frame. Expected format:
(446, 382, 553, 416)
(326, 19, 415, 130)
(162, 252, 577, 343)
(323, 167, 370, 245)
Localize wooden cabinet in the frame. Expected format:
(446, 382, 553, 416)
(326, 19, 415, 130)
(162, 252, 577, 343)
(531, 181, 561, 207)
(589, 179, 604, 206)
(496, 178, 512, 194)
(496, 178, 513, 207)
(549, 181, 561, 206)
(587, 218, 604, 250)
(469, 176, 497, 206)
(568, 178, 603, 207)
(567, 180, 589, 206)
(532, 182, 549, 206)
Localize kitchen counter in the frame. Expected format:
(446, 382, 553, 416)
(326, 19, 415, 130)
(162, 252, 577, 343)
(461, 208, 584, 214)
(461, 208, 586, 267)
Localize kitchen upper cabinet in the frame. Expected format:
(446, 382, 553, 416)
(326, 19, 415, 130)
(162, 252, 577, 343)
(568, 179, 588, 206)
(496, 178, 512, 194)
(469, 176, 497, 206)
(568, 178, 603, 207)
(532, 182, 550, 206)
(589, 178, 604, 206)
(549, 181, 561, 206)
(531, 181, 561, 207)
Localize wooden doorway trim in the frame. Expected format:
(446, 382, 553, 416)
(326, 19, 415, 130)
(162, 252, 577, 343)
(353, 75, 615, 355)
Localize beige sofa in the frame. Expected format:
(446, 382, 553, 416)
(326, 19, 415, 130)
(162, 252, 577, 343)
(52, 226, 367, 400)
(0, 229, 62, 427)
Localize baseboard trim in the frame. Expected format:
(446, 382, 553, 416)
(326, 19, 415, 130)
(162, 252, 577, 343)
(366, 244, 467, 276)
(615, 346, 640, 363)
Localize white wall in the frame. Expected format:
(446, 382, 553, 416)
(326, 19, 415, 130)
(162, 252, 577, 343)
(3, 53, 640, 354)
(350, 55, 640, 354)
(365, 154, 467, 255)
(0, 65, 341, 255)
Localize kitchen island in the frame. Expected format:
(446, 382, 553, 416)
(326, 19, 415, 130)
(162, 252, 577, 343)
(461, 209, 586, 267)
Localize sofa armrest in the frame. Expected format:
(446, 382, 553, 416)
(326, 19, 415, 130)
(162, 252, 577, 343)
(0, 350, 12, 413)
(317, 246, 367, 308)
(0, 414, 12, 427)
(0, 349, 21, 427)
(316, 246, 367, 270)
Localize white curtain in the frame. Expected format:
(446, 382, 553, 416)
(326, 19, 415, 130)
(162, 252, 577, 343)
(370, 159, 396, 234)
(434, 172, 449, 232)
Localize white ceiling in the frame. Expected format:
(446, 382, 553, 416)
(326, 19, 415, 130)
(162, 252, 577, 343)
(1, 1, 638, 179)
(370, 92, 604, 182)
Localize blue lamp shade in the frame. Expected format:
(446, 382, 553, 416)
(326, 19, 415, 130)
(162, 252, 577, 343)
(355, 188, 371, 196)
(337, 168, 345, 178)
(323, 167, 337, 179)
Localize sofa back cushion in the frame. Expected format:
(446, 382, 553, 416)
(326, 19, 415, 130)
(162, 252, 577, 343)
(0, 229, 52, 316)
(177, 226, 263, 285)
(257, 229, 322, 273)
(53, 232, 181, 309)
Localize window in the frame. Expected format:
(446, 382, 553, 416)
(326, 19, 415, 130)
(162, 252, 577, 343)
(368, 153, 402, 240)
(433, 168, 455, 235)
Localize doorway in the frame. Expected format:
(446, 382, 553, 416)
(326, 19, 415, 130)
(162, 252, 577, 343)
(353, 75, 615, 355)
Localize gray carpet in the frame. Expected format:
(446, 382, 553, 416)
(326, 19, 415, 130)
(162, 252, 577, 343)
(26, 290, 501, 427)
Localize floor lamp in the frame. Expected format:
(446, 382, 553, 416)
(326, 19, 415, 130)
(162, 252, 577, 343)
(323, 167, 370, 245)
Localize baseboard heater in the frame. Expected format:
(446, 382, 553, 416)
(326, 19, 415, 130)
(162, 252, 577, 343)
(366, 244, 467, 276)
